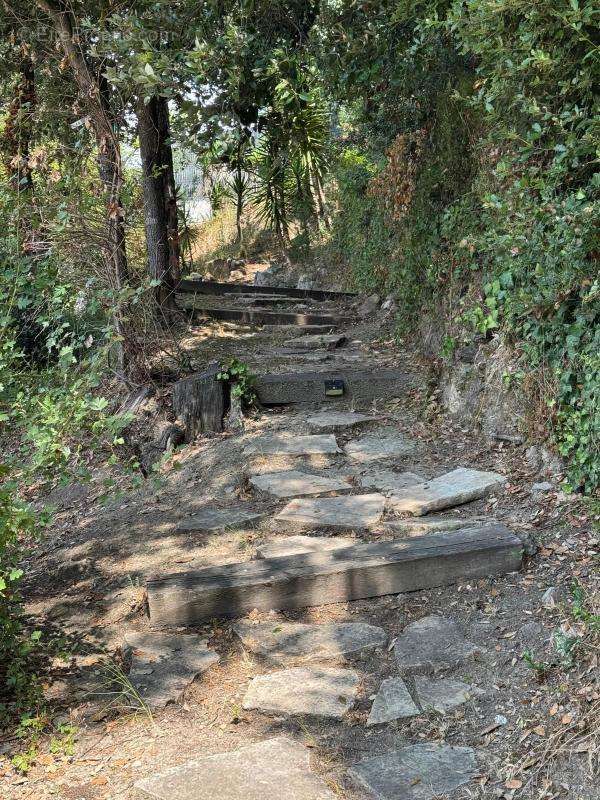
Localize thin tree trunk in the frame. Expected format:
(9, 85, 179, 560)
(137, 95, 180, 320)
(33, 0, 131, 380)
(156, 96, 181, 283)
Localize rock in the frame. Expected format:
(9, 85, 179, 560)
(349, 743, 478, 800)
(525, 445, 542, 472)
(359, 294, 380, 316)
(134, 737, 337, 800)
(244, 434, 340, 456)
(306, 411, 378, 432)
(413, 676, 475, 714)
(254, 265, 282, 287)
(242, 667, 360, 718)
(345, 434, 417, 463)
(389, 467, 506, 516)
(249, 470, 352, 499)
(367, 678, 420, 725)
(541, 586, 561, 609)
(123, 632, 219, 710)
(367, 676, 476, 725)
(176, 506, 265, 533)
(359, 470, 424, 493)
(283, 334, 347, 352)
(234, 621, 386, 665)
(394, 615, 485, 674)
(381, 296, 396, 312)
(297, 274, 315, 290)
(531, 481, 554, 494)
(384, 517, 487, 536)
(275, 493, 386, 530)
(256, 535, 355, 559)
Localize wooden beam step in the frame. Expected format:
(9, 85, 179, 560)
(254, 368, 411, 406)
(146, 524, 523, 627)
(179, 303, 350, 328)
(177, 278, 356, 302)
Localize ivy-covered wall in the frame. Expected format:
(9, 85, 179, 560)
(320, 0, 599, 491)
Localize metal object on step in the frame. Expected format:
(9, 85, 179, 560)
(325, 378, 344, 397)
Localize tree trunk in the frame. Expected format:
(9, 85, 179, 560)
(137, 95, 180, 320)
(33, 0, 131, 380)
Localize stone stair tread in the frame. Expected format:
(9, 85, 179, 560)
(345, 434, 418, 463)
(146, 524, 523, 626)
(123, 632, 219, 711)
(389, 467, 506, 515)
(249, 469, 352, 498)
(244, 433, 340, 456)
(234, 620, 386, 664)
(242, 666, 360, 718)
(394, 615, 485, 674)
(274, 493, 386, 529)
(348, 743, 478, 800)
(134, 737, 337, 800)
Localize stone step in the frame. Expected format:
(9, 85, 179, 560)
(244, 434, 340, 457)
(123, 632, 219, 711)
(389, 467, 506, 516)
(177, 277, 356, 302)
(234, 620, 386, 665)
(282, 333, 347, 351)
(178, 299, 352, 328)
(254, 368, 411, 406)
(242, 666, 360, 718)
(344, 433, 418, 463)
(394, 614, 485, 673)
(146, 524, 523, 626)
(249, 470, 353, 499)
(275, 493, 386, 529)
(367, 675, 477, 725)
(349, 743, 478, 800)
(134, 737, 337, 800)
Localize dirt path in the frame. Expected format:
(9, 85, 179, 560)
(3, 274, 598, 800)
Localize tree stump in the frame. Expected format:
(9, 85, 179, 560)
(172, 363, 228, 442)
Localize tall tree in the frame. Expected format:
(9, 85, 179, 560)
(31, 0, 130, 377)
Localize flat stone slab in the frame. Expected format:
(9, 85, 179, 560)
(256, 534, 355, 559)
(249, 470, 352, 499)
(360, 469, 424, 493)
(283, 334, 347, 351)
(384, 517, 489, 536)
(123, 632, 219, 710)
(345, 434, 417, 463)
(367, 678, 420, 725)
(367, 676, 476, 725)
(234, 621, 386, 664)
(275, 493, 386, 529)
(176, 506, 265, 533)
(394, 615, 485, 674)
(244, 434, 340, 456)
(349, 743, 478, 800)
(242, 666, 360, 718)
(306, 411, 379, 432)
(389, 467, 506, 516)
(414, 676, 476, 714)
(134, 737, 337, 800)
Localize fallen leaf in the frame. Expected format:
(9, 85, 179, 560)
(505, 779, 523, 790)
(532, 726, 546, 736)
(549, 704, 559, 716)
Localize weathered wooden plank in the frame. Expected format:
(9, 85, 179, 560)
(254, 368, 412, 405)
(172, 363, 227, 442)
(177, 278, 356, 302)
(178, 301, 351, 328)
(146, 524, 523, 626)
